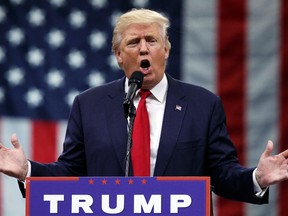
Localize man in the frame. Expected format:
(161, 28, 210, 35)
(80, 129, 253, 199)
(0, 8, 287, 204)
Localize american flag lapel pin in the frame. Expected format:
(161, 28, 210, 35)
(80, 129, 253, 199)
(175, 105, 182, 111)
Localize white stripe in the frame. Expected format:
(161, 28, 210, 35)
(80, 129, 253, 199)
(1, 117, 32, 216)
(181, 0, 217, 94)
(182, 1, 218, 214)
(246, 0, 280, 215)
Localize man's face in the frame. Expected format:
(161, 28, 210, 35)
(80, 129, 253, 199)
(115, 23, 169, 89)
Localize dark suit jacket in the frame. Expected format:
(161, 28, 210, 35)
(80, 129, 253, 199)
(29, 74, 268, 204)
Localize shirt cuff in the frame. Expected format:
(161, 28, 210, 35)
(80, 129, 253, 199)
(18, 160, 31, 189)
(253, 168, 268, 198)
(26, 160, 31, 178)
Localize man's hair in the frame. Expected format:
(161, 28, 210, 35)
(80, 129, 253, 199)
(112, 8, 171, 53)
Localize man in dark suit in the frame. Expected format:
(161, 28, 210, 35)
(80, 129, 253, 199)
(0, 8, 288, 205)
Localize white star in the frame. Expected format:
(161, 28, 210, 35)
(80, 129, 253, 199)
(46, 29, 65, 48)
(0, 87, 5, 103)
(27, 8, 45, 27)
(69, 10, 86, 28)
(0, 46, 5, 63)
(6, 27, 25, 46)
(87, 71, 106, 87)
(6, 67, 25, 86)
(46, 69, 65, 88)
(0, 6, 6, 23)
(89, 0, 107, 9)
(107, 54, 120, 71)
(25, 88, 44, 107)
(110, 11, 122, 27)
(67, 50, 85, 69)
(49, 0, 66, 7)
(66, 89, 80, 106)
(131, 0, 150, 8)
(26, 47, 45, 67)
(89, 31, 107, 50)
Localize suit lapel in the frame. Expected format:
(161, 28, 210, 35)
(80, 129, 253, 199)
(105, 78, 128, 174)
(154, 75, 187, 176)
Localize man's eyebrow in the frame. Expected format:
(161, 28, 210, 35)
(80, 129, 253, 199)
(126, 37, 139, 43)
(124, 33, 157, 42)
(125, 34, 139, 40)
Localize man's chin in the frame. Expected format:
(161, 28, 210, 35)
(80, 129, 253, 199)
(142, 78, 157, 90)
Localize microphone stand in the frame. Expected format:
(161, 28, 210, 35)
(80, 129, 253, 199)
(124, 102, 136, 177)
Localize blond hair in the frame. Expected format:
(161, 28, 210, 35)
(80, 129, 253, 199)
(112, 8, 171, 52)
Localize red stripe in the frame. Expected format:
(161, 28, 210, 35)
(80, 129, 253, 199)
(32, 120, 57, 162)
(216, 0, 247, 215)
(279, 0, 288, 215)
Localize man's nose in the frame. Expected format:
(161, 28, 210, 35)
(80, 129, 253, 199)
(139, 40, 149, 55)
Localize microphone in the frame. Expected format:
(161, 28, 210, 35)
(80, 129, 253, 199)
(123, 71, 143, 176)
(123, 71, 144, 118)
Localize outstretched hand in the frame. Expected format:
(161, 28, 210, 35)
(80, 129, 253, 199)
(256, 140, 288, 188)
(0, 134, 28, 181)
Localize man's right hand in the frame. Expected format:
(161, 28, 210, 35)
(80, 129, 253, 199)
(0, 133, 28, 181)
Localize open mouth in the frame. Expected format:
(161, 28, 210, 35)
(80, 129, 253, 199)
(140, 59, 150, 69)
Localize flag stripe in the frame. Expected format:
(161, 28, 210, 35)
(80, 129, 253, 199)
(279, 0, 288, 215)
(246, 0, 280, 215)
(181, 1, 219, 214)
(181, 0, 217, 93)
(32, 121, 57, 162)
(216, 0, 247, 215)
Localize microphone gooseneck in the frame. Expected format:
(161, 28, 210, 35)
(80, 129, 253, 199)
(123, 71, 144, 176)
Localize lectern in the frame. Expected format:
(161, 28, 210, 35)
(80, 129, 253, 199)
(26, 176, 210, 216)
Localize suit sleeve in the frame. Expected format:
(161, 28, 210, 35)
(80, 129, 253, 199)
(207, 97, 268, 204)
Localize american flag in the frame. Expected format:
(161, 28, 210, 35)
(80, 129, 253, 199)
(0, 0, 287, 215)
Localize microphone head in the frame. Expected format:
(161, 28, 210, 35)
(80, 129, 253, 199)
(129, 71, 143, 89)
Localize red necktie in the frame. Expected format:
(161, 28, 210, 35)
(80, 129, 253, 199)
(132, 90, 151, 176)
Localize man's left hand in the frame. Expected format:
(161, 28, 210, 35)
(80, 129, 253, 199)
(256, 140, 288, 188)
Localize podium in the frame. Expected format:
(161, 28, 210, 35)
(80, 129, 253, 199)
(26, 176, 210, 216)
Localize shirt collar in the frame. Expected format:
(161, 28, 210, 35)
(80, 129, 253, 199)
(125, 74, 168, 103)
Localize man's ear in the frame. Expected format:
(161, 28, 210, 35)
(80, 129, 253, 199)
(164, 47, 170, 60)
(115, 50, 123, 64)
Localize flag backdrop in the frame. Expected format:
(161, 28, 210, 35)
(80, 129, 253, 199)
(0, 0, 287, 215)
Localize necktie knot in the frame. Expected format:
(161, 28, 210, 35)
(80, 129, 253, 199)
(139, 90, 151, 99)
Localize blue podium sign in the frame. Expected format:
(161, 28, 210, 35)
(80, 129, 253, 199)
(26, 176, 210, 216)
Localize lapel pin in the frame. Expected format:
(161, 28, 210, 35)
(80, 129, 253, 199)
(175, 105, 182, 111)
